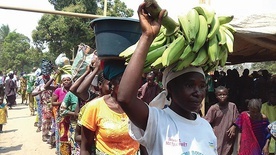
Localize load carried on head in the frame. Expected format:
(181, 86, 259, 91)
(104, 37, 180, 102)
(119, 0, 236, 73)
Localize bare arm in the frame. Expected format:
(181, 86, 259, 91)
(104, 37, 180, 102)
(227, 125, 237, 138)
(44, 68, 60, 91)
(44, 78, 58, 91)
(262, 138, 270, 155)
(80, 126, 96, 155)
(117, 3, 165, 130)
(69, 68, 91, 100)
(74, 125, 81, 146)
(32, 90, 43, 96)
(70, 59, 100, 101)
(51, 94, 61, 106)
(237, 132, 241, 154)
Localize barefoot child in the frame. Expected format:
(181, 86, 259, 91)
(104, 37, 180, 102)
(204, 86, 239, 155)
(0, 96, 8, 133)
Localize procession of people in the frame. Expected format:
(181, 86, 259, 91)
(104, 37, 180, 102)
(0, 2, 275, 155)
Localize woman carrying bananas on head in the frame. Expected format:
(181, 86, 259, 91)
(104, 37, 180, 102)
(117, 2, 217, 155)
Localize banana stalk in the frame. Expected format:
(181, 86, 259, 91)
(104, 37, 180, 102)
(144, 0, 179, 36)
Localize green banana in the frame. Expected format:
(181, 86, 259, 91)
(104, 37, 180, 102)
(178, 14, 191, 44)
(186, 8, 200, 43)
(149, 33, 167, 51)
(221, 26, 234, 53)
(172, 52, 197, 72)
(223, 32, 234, 53)
(207, 36, 219, 63)
(218, 15, 234, 25)
(180, 44, 192, 60)
(191, 47, 209, 66)
(203, 61, 219, 73)
(193, 4, 215, 26)
(221, 26, 234, 41)
(150, 57, 163, 70)
(119, 42, 138, 58)
(143, 65, 152, 73)
(153, 31, 165, 42)
(221, 24, 236, 34)
(161, 35, 186, 67)
(219, 49, 228, 67)
(207, 15, 220, 40)
(217, 27, 227, 46)
(192, 15, 208, 53)
(144, 44, 169, 67)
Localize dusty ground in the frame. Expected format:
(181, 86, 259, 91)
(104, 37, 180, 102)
(0, 97, 56, 155)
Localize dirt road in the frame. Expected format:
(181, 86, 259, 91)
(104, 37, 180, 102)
(0, 97, 56, 155)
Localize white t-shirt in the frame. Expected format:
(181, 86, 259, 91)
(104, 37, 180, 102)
(129, 107, 218, 155)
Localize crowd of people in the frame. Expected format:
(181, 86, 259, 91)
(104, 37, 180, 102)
(0, 3, 275, 155)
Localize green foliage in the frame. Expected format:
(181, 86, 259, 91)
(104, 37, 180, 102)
(33, 0, 134, 59)
(0, 32, 30, 72)
(48, 0, 98, 13)
(0, 24, 11, 43)
(251, 61, 276, 75)
(97, 0, 134, 17)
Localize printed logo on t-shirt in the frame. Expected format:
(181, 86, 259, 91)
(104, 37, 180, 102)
(165, 137, 187, 147)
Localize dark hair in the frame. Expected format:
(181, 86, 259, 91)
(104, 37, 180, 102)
(97, 71, 105, 85)
(147, 71, 155, 77)
(215, 86, 228, 94)
(108, 74, 122, 92)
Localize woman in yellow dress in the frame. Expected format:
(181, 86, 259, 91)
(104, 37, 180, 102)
(80, 60, 140, 155)
(0, 96, 8, 133)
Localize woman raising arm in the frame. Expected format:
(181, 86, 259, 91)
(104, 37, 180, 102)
(117, 3, 217, 155)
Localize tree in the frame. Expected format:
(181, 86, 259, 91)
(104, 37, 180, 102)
(33, 0, 134, 58)
(0, 32, 30, 72)
(48, 0, 98, 14)
(96, 0, 134, 17)
(32, 4, 95, 57)
(0, 24, 13, 49)
(251, 61, 276, 75)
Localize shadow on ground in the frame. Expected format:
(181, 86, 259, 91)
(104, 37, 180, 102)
(1, 129, 18, 133)
(8, 115, 33, 120)
(0, 144, 23, 153)
(8, 107, 28, 111)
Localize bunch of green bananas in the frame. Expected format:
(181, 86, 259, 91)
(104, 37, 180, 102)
(119, 4, 236, 73)
(176, 4, 236, 72)
(119, 25, 185, 73)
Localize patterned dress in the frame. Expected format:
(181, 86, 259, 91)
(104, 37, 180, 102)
(0, 103, 7, 125)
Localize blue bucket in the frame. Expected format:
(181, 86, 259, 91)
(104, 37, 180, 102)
(90, 17, 141, 59)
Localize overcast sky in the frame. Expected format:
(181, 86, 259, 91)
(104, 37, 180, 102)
(1, 0, 276, 42)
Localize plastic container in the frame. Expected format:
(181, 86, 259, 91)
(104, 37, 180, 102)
(90, 17, 141, 59)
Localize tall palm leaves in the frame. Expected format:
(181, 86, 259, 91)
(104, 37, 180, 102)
(0, 24, 11, 44)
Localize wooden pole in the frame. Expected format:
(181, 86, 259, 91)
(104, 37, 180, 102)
(103, 0, 108, 16)
(0, 4, 104, 19)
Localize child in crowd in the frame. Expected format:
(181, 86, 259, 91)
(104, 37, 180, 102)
(0, 96, 8, 133)
(204, 86, 239, 155)
(235, 98, 270, 155)
(138, 71, 162, 104)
